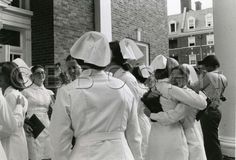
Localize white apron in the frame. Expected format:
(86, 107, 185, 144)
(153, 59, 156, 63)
(50, 70, 143, 160)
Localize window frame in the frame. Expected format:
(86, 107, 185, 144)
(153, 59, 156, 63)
(188, 17, 196, 30)
(169, 20, 177, 33)
(206, 34, 214, 45)
(205, 13, 213, 27)
(188, 36, 196, 47)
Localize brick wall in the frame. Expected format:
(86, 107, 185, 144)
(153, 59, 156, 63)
(54, 0, 95, 69)
(173, 33, 210, 48)
(169, 32, 215, 64)
(32, 0, 168, 67)
(111, 0, 168, 63)
(31, 0, 54, 66)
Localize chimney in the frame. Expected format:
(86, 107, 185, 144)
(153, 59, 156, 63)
(195, 1, 202, 10)
(181, 0, 192, 13)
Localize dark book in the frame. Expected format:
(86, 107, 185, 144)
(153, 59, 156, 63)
(26, 114, 45, 139)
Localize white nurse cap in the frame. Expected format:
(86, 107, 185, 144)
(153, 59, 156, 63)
(70, 31, 111, 67)
(149, 55, 167, 72)
(119, 38, 144, 60)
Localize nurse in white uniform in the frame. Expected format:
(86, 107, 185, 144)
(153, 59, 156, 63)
(0, 88, 25, 160)
(146, 56, 206, 160)
(0, 62, 28, 160)
(150, 64, 207, 160)
(22, 65, 54, 160)
(109, 39, 151, 159)
(50, 31, 143, 160)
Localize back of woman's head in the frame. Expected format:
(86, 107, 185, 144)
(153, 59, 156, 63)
(109, 41, 127, 66)
(0, 62, 25, 91)
(75, 59, 105, 71)
(132, 66, 147, 83)
(154, 68, 169, 80)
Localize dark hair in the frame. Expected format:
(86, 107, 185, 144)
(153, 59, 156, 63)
(75, 59, 105, 70)
(198, 55, 220, 68)
(0, 62, 25, 91)
(132, 67, 147, 83)
(59, 72, 70, 85)
(154, 68, 169, 80)
(55, 62, 61, 67)
(109, 41, 130, 71)
(31, 65, 44, 73)
(66, 55, 76, 62)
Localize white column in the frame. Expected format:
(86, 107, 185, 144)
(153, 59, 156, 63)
(94, 0, 112, 42)
(213, 0, 236, 157)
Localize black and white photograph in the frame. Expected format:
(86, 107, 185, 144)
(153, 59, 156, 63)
(0, 0, 235, 160)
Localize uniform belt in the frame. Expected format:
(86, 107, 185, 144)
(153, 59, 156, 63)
(27, 108, 48, 115)
(76, 132, 125, 146)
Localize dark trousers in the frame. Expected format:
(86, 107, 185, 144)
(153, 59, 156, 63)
(200, 108, 223, 160)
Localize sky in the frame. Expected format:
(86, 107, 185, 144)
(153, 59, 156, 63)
(167, 0, 213, 15)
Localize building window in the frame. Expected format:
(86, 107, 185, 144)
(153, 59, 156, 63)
(0, 29, 21, 47)
(10, 54, 21, 61)
(10, 0, 30, 10)
(169, 39, 178, 49)
(206, 34, 214, 45)
(205, 14, 213, 27)
(169, 21, 177, 33)
(205, 13, 213, 27)
(188, 37, 195, 46)
(188, 17, 195, 30)
(135, 42, 150, 65)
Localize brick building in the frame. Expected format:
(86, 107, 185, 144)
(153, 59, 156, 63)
(168, 0, 214, 65)
(0, 0, 168, 70)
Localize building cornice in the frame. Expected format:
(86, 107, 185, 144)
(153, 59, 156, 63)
(169, 44, 214, 51)
(169, 28, 214, 39)
(0, 0, 12, 8)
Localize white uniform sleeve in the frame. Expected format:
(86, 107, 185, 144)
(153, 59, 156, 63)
(49, 87, 73, 160)
(0, 95, 22, 137)
(157, 83, 207, 110)
(125, 96, 143, 160)
(0, 94, 23, 137)
(150, 103, 186, 125)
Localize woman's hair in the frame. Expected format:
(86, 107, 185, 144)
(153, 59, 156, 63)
(59, 72, 70, 85)
(171, 65, 190, 80)
(0, 62, 25, 91)
(31, 65, 44, 73)
(75, 59, 105, 70)
(66, 55, 76, 62)
(109, 41, 131, 71)
(132, 66, 147, 83)
(154, 68, 169, 80)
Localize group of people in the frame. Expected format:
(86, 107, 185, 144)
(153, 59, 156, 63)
(0, 31, 227, 160)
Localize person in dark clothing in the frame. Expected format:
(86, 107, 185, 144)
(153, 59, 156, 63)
(193, 55, 228, 160)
